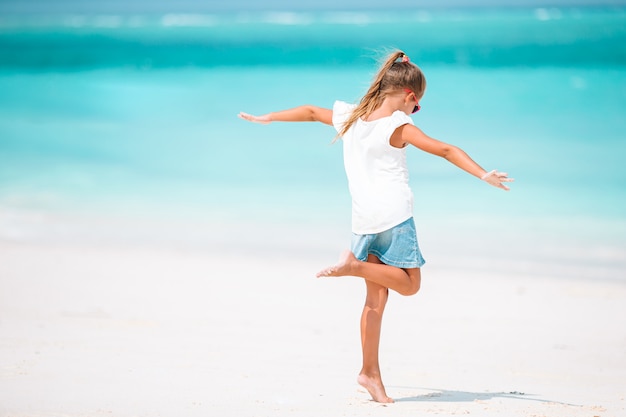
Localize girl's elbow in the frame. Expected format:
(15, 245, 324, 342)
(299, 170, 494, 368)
(304, 105, 320, 122)
(441, 144, 458, 159)
(309, 106, 332, 124)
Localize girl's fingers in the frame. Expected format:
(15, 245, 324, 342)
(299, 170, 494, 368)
(481, 170, 513, 190)
(238, 112, 271, 124)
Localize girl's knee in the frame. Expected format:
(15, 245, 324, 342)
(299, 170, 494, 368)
(402, 269, 421, 296)
(405, 280, 420, 296)
(365, 286, 389, 308)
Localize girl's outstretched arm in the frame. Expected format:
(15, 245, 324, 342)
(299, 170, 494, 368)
(238, 105, 333, 126)
(393, 124, 514, 191)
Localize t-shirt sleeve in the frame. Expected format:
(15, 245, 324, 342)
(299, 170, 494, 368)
(389, 110, 415, 131)
(332, 100, 357, 135)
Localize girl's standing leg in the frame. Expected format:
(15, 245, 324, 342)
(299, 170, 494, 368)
(358, 255, 394, 403)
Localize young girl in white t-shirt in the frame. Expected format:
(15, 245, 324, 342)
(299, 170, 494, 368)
(238, 50, 513, 403)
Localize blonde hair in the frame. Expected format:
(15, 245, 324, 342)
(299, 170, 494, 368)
(338, 50, 426, 138)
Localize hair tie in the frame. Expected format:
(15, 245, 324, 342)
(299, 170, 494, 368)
(401, 55, 410, 63)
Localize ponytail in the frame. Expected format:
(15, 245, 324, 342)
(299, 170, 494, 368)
(337, 50, 426, 138)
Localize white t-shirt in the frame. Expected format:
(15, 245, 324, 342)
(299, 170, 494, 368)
(332, 100, 414, 235)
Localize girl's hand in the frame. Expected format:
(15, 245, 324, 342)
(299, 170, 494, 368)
(238, 112, 272, 124)
(481, 170, 514, 191)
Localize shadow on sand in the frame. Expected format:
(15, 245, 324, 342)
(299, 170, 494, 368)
(394, 388, 580, 407)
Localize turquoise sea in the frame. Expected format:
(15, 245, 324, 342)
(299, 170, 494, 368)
(1, 7, 625, 280)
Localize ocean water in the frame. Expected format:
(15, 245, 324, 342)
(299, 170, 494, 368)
(1, 8, 625, 279)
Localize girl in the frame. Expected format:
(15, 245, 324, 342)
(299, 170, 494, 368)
(238, 50, 513, 404)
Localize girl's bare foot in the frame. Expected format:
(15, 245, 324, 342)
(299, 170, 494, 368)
(357, 373, 394, 403)
(316, 250, 357, 277)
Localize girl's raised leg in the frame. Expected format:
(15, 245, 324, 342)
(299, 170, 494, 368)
(358, 255, 394, 403)
(317, 250, 421, 296)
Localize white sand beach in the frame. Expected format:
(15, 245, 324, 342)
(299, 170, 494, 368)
(2, 3, 626, 415)
(1, 210, 625, 417)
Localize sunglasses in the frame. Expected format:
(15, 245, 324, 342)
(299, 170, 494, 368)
(404, 88, 421, 113)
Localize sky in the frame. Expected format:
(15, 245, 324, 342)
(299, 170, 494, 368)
(1, 0, 626, 14)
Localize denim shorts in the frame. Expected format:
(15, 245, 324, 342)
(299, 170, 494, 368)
(351, 217, 425, 269)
